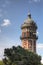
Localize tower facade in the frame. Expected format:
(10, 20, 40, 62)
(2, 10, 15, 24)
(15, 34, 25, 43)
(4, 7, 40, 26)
(20, 13, 38, 53)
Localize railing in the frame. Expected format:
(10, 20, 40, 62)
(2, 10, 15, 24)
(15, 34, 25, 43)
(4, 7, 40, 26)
(20, 35, 38, 40)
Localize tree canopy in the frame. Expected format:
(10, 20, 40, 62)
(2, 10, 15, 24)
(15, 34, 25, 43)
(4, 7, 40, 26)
(3, 46, 41, 65)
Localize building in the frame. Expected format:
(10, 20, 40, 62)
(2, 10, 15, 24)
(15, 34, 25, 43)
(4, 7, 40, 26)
(20, 13, 38, 53)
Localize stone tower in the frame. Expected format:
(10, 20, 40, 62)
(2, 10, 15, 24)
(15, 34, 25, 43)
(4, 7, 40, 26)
(20, 13, 38, 53)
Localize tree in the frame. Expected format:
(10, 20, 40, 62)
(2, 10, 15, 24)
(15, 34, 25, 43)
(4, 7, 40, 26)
(3, 46, 41, 65)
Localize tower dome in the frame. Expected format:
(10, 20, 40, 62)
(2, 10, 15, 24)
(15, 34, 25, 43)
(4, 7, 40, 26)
(21, 13, 37, 29)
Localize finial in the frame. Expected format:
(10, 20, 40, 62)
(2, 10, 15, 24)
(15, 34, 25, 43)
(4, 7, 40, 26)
(28, 12, 31, 18)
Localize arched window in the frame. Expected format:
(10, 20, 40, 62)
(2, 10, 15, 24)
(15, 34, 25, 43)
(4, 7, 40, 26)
(28, 40, 32, 50)
(23, 32, 26, 37)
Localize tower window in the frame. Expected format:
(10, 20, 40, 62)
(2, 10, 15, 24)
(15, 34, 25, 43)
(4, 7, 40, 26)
(24, 32, 26, 37)
(30, 32, 32, 37)
(28, 40, 32, 50)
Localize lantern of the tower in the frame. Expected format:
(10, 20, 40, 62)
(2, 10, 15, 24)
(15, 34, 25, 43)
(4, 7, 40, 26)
(20, 13, 38, 53)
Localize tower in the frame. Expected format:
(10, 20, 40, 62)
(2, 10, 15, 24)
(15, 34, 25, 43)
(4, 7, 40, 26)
(20, 13, 38, 53)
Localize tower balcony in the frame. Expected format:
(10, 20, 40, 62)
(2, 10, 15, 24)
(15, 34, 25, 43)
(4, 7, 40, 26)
(33, 35, 38, 40)
(20, 35, 38, 40)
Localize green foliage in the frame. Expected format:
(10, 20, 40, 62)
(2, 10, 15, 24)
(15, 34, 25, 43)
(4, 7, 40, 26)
(3, 46, 41, 65)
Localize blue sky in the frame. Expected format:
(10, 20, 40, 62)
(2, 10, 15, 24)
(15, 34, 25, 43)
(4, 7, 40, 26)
(0, 0, 43, 64)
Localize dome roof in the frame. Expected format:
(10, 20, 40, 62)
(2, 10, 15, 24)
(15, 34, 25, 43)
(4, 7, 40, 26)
(21, 13, 37, 29)
(24, 13, 34, 23)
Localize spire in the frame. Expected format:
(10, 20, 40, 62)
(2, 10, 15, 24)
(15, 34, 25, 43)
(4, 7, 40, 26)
(28, 12, 31, 18)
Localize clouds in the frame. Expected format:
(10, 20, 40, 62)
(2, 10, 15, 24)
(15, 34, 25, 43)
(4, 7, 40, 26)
(0, 0, 11, 32)
(33, 0, 40, 2)
(0, 47, 4, 60)
(37, 43, 43, 64)
(0, 29, 1, 33)
(1, 19, 11, 27)
(36, 43, 43, 55)
(37, 43, 43, 49)
(0, 19, 11, 33)
(41, 57, 43, 64)
(29, 0, 40, 3)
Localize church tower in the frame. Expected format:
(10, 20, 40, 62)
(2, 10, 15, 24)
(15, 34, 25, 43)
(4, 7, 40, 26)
(20, 13, 38, 53)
